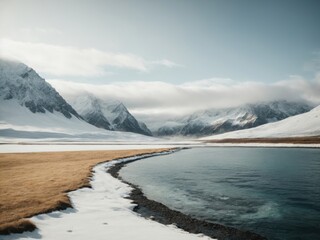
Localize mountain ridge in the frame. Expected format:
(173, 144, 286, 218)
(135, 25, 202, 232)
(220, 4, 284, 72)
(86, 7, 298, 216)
(1, 58, 315, 140)
(0, 58, 154, 141)
(153, 101, 313, 137)
(69, 95, 152, 136)
(0, 58, 81, 119)
(201, 105, 320, 140)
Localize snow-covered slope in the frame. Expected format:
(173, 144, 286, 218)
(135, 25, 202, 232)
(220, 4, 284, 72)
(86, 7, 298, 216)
(154, 101, 313, 137)
(69, 95, 152, 136)
(0, 102, 155, 142)
(202, 105, 320, 140)
(0, 59, 154, 142)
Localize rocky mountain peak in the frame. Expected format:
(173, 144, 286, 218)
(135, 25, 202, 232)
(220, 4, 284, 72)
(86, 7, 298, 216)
(0, 58, 81, 119)
(154, 100, 313, 137)
(69, 95, 152, 136)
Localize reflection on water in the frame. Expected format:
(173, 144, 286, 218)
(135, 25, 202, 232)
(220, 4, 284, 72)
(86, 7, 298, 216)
(120, 147, 320, 240)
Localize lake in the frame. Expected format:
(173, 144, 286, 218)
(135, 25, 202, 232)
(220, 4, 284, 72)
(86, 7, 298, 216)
(120, 147, 320, 240)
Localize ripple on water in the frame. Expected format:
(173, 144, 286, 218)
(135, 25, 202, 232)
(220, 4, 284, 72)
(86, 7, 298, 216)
(120, 147, 320, 240)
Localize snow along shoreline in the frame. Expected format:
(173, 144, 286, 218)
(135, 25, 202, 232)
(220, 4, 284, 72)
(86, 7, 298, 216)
(2, 150, 214, 240)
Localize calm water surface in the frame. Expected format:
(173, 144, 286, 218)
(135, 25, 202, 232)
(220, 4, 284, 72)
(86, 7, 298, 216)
(120, 147, 320, 240)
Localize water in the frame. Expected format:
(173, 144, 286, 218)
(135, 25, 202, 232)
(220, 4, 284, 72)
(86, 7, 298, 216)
(120, 147, 320, 240)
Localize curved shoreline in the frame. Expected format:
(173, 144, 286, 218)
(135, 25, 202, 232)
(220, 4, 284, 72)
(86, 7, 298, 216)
(0, 148, 172, 236)
(4, 149, 215, 240)
(108, 150, 267, 240)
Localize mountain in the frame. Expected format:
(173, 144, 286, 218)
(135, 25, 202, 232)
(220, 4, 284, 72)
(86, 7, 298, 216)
(0, 59, 154, 142)
(201, 105, 320, 140)
(153, 101, 313, 137)
(69, 95, 152, 136)
(0, 58, 81, 119)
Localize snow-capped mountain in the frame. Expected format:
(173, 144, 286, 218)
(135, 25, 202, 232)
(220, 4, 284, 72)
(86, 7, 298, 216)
(154, 101, 313, 137)
(0, 59, 154, 142)
(0, 58, 81, 119)
(201, 105, 320, 140)
(69, 95, 152, 136)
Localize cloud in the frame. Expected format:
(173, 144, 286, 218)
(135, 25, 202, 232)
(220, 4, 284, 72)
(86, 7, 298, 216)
(151, 59, 184, 68)
(48, 77, 320, 124)
(0, 39, 181, 77)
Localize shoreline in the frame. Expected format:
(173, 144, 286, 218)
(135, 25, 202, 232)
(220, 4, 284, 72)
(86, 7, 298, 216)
(2, 145, 316, 238)
(108, 150, 267, 240)
(2, 150, 217, 240)
(0, 148, 171, 235)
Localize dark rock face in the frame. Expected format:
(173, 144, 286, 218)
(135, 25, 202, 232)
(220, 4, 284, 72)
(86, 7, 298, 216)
(138, 122, 153, 136)
(155, 101, 313, 137)
(82, 111, 111, 130)
(111, 104, 152, 136)
(0, 59, 81, 119)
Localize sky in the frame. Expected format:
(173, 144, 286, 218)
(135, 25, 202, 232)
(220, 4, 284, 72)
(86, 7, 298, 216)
(0, 0, 320, 120)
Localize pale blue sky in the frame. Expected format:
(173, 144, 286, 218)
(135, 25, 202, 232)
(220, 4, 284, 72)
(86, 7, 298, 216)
(1, 0, 320, 84)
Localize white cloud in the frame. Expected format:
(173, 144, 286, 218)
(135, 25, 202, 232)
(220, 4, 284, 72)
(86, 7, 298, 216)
(48, 77, 320, 124)
(151, 59, 184, 68)
(0, 39, 181, 77)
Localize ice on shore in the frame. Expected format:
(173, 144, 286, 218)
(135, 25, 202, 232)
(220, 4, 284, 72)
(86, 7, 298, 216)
(2, 153, 214, 240)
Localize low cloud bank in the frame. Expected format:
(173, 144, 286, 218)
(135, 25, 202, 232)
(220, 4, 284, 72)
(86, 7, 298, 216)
(49, 77, 320, 122)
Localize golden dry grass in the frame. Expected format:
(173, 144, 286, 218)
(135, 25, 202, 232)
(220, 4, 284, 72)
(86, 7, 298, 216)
(0, 148, 169, 234)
